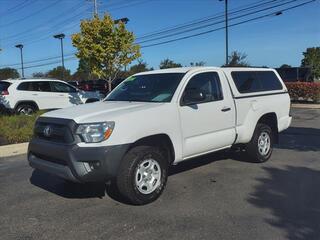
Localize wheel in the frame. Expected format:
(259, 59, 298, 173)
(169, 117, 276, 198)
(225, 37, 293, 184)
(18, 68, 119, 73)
(116, 146, 168, 205)
(16, 104, 36, 115)
(245, 123, 273, 163)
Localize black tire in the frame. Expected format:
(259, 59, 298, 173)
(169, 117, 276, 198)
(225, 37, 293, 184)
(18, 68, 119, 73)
(245, 123, 273, 163)
(116, 146, 168, 205)
(16, 104, 36, 115)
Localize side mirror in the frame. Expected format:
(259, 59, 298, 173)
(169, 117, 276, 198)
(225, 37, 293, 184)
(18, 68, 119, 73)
(183, 89, 206, 106)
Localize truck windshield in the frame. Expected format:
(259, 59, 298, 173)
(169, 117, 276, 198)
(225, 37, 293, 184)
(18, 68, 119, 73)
(105, 73, 185, 102)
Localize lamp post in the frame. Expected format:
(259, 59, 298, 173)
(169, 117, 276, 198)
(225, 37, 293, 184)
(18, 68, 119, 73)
(53, 33, 65, 79)
(15, 44, 24, 78)
(219, 0, 228, 66)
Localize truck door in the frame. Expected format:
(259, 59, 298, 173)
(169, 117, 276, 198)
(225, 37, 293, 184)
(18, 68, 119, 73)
(179, 71, 236, 159)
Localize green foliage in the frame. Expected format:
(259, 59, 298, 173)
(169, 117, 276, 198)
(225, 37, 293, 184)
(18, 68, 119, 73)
(72, 14, 141, 90)
(159, 58, 182, 69)
(32, 72, 46, 78)
(0, 67, 20, 80)
(72, 59, 98, 81)
(224, 51, 250, 67)
(301, 47, 320, 80)
(46, 66, 72, 80)
(129, 60, 152, 74)
(0, 111, 44, 145)
(118, 59, 153, 79)
(280, 64, 292, 68)
(190, 61, 206, 67)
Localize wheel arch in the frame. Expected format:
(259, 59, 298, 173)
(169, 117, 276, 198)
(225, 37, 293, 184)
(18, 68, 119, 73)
(256, 112, 279, 143)
(14, 101, 39, 111)
(130, 134, 176, 165)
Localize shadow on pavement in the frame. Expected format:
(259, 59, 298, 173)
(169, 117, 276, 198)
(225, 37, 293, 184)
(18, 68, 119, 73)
(29, 125, 320, 204)
(277, 127, 320, 152)
(169, 150, 228, 176)
(30, 170, 106, 199)
(29, 150, 231, 204)
(248, 166, 320, 240)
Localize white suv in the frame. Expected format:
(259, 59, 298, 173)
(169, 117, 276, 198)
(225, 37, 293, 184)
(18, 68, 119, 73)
(0, 79, 101, 114)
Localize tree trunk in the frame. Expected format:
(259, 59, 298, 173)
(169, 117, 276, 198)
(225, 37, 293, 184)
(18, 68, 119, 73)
(108, 78, 112, 92)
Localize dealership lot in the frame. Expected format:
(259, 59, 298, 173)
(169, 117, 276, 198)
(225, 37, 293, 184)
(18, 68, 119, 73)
(0, 108, 319, 240)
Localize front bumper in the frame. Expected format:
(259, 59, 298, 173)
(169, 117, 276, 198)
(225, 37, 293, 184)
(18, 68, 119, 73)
(28, 138, 130, 183)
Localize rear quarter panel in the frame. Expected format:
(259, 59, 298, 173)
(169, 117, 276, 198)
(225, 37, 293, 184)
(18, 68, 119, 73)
(234, 93, 291, 143)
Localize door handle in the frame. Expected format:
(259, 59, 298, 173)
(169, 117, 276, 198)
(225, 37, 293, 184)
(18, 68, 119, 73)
(221, 107, 231, 112)
(59, 94, 64, 96)
(32, 94, 38, 96)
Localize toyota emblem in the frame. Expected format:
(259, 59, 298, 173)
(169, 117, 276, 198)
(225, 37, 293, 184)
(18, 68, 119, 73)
(43, 126, 52, 137)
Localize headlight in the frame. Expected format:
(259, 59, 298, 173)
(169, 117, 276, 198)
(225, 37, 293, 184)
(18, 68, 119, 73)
(76, 122, 115, 143)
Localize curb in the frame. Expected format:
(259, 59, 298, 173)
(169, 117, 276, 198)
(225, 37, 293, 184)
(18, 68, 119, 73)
(0, 142, 29, 158)
(291, 104, 320, 109)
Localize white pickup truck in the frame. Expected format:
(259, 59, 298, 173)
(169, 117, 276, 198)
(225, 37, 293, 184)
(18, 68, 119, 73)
(28, 67, 292, 205)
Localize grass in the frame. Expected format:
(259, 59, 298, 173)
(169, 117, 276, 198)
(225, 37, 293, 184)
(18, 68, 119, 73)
(0, 111, 44, 146)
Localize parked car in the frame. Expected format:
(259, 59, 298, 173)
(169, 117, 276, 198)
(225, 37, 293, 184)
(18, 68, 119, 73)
(68, 80, 82, 89)
(72, 79, 125, 97)
(0, 78, 101, 115)
(28, 67, 292, 205)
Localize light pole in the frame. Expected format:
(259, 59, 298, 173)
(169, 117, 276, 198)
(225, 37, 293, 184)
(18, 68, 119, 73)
(53, 33, 65, 80)
(15, 44, 24, 78)
(219, 0, 228, 66)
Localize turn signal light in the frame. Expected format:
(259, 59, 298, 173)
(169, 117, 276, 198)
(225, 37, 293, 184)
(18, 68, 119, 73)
(104, 128, 113, 140)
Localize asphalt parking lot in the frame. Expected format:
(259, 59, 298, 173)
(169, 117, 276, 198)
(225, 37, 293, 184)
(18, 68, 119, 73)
(0, 108, 319, 240)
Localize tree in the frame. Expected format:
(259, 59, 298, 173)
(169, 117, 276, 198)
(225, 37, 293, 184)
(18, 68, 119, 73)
(118, 59, 153, 79)
(280, 64, 292, 68)
(72, 14, 141, 91)
(32, 72, 46, 78)
(301, 47, 320, 80)
(0, 68, 20, 80)
(72, 59, 98, 81)
(46, 66, 72, 80)
(190, 61, 206, 67)
(224, 51, 250, 67)
(159, 58, 182, 69)
(129, 59, 153, 74)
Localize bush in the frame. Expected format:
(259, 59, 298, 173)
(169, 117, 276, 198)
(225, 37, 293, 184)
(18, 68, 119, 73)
(0, 111, 44, 145)
(285, 82, 320, 103)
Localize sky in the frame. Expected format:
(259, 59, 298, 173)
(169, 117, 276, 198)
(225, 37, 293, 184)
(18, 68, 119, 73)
(0, 0, 319, 77)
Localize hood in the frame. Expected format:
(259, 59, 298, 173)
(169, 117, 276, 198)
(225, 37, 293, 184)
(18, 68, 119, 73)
(42, 101, 165, 123)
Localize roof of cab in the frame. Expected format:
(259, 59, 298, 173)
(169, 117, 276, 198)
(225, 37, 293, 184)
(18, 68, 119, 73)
(134, 66, 274, 75)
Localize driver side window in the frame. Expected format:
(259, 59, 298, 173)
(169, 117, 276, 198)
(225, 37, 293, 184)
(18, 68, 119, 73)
(50, 82, 77, 93)
(182, 72, 223, 105)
